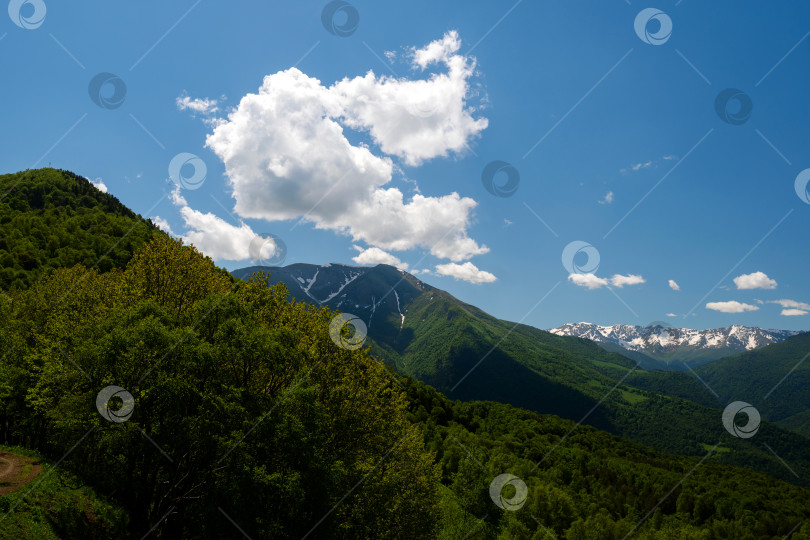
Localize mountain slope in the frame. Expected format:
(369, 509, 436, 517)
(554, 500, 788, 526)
(234, 263, 810, 485)
(3, 169, 810, 537)
(695, 332, 810, 437)
(0, 168, 159, 290)
(549, 322, 799, 370)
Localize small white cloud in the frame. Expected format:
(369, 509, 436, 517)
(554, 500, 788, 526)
(666, 312, 678, 317)
(706, 301, 759, 314)
(504, 218, 513, 227)
(781, 308, 808, 316)
(352, 246, 409, 270)
(176, 94, 219, 114)
(768, 299, 810, 310)
(384, 50, 397, 63)
(150, 216, 176, 236)
(568, 273, 609, 289)
(663, 155, 676, 160)
(610, 274, 645, 288)
(435, 262, 496, 284)
(599, 191, 614, 205)
(631, 161, 652, 171)
(668, 279, 680, 291)
(86, 177, 108, 193)
(733, 271, 777, 290)
(170, 185, 188, 207)
(568, 273, 645, 289)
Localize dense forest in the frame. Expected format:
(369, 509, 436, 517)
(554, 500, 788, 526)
(342, 264, 810, 486)
(1, 170, 810, 538)
(0, 169, 157, 291)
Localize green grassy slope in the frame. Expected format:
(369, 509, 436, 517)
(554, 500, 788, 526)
(359, 288, 810, 486)
(696, 332, 810, 433)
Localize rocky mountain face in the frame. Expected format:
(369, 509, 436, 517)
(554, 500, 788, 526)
(231, 263, 431, 331)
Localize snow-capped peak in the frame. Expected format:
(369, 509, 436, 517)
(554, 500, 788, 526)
(549, 322, 799, 355)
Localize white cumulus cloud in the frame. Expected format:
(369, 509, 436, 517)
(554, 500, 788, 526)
(178, 206, 257, 261)
(150, 216, 176, 236)
(568, 273, 645, 289)
(610, 274, 645, 288)
(568, 273, 609, 289)
(733, 271, 777, 290)
(352, 246, 408, 270)
(334, 30, 487, 167)
(768, 299, 810, 310)
(177, 94, 219, 114)
(668, 279, 680, 291)
(204, 32, 488, 264)
(599, 191, 614, 205)
(163, 186, 258, 261)
(86, 177, 108, 193)
(435, 262, 496, 284)
(781, 308, 808, 316)
(706, 301, 759, 314)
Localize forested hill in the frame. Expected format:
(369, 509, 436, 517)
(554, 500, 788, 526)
(234, 263, 810, 487)
(0, 168, 157, 290)
(1, 168, 810, 538)
(696, 332, 810, 437)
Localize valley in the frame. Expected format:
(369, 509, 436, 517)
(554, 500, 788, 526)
(1, 169, 809, 538)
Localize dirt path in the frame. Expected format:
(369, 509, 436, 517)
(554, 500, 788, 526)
(0, 451, 42, 496)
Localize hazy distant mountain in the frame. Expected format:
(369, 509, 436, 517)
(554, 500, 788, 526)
(548, 322, 799, 369)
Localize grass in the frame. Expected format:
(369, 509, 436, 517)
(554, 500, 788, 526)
(701, 443, 731, 454)
(620, 389, 648, 405)
(589, 359, 633, 372)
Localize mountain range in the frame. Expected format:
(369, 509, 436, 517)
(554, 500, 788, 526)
(548, 322, 800, 370)
(3, 169, 810, 537)
(234, 262, 810, 485)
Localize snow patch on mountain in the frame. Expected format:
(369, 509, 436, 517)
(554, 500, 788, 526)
(549, 322, 798, 355)
(321, 271, 362, 304)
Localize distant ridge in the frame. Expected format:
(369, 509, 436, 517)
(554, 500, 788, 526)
(232, 262, 810, 485)
(548, 322, 800, 369)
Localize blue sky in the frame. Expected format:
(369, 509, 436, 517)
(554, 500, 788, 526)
(2, 0, 809, 331)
